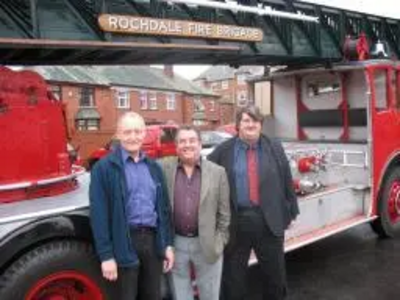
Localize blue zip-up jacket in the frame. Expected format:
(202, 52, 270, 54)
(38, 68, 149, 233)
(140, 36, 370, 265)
(89, 146, 173, 267)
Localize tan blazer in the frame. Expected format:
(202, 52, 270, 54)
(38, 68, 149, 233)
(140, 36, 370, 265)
(159, 157, 230, 263)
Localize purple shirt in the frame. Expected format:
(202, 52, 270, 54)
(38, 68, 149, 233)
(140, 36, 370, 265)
(121, 148, 157, 227)
(173, 162, 201, 236)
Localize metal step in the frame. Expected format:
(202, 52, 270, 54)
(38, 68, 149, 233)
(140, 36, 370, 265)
(248, 184, 373, 265)
(248, 215, 375, 266)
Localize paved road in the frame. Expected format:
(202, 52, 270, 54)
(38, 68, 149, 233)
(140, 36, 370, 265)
(246, 224, 400, 300)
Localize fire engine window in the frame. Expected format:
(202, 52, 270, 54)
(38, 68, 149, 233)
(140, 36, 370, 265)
(373, 70, 388, 110)
(160, 128, 177, 143)
(307, 81, 340, 97)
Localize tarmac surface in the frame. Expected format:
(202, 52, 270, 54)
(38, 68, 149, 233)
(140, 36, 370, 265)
(246, 224, 400, 300)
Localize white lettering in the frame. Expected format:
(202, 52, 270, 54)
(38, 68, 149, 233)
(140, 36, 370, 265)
(100, 15, 263, 42)
(108, 16, 118, 29)
(129, 19, 138, 30)
(140, 18, 150, 31)
(119, 17, 129, 30)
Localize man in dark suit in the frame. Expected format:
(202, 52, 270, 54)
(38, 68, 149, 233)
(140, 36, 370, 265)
(208, 105, 299, 300)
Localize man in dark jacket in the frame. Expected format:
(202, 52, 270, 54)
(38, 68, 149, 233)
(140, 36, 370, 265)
(89, 112, 174, 300)
(208, 105, 299, 300)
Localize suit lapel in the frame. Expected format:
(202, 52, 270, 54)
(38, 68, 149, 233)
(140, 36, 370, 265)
(200, 160, 210, 206)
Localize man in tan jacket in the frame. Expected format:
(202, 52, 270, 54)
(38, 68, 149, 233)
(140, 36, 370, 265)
(160, 125, 230, 300)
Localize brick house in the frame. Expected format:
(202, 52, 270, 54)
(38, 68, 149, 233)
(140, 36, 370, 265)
(194, 65, 265, 117)
(28, 65, 232, 158)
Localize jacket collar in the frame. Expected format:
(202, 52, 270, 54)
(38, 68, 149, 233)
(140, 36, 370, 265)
(109, 145, 150, 169)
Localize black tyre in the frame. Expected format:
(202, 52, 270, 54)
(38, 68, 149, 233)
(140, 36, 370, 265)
(0, 240, 114, 300)
(371, 167, 400, 238)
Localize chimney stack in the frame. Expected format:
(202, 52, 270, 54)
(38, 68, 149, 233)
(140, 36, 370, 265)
(164, 65, 174, 78)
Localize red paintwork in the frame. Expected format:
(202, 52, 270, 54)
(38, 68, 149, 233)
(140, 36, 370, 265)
(87, 124, 178, 164)
(387, 181, 400, 224)
(25, 271, 104, 300)
(343, 32, 370, 61)
(217, 124, 237, 135)
(142, 124, 178, 158)
(297, 156, 317, 173)
(367, 64, 400, 217)
(293, 179, 301, 194)
(0, 67, 77, 203)
(90, 148, 109, 160)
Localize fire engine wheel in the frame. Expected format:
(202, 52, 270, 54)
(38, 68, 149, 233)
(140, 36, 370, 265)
(0, 240, 112, 300)
(371, 167, 400, 238)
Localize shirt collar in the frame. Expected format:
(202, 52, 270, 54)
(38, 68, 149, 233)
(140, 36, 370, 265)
(236, 137, 260, 150)
(120, 147, 146, 163)
(177, 157, 202, 169)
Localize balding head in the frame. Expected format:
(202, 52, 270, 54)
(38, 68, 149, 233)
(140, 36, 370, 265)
(116, 112, 146, 157)
(117, 112, 145, 132)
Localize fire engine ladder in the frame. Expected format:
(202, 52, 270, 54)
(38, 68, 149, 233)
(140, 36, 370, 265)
(0, 0, 399, 65)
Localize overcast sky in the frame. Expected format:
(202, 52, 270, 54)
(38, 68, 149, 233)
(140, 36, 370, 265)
(172, 0, 399, 80)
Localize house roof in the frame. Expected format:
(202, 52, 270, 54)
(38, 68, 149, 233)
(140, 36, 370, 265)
(195, 65, 265, 82)
(28, 66, 216, 97)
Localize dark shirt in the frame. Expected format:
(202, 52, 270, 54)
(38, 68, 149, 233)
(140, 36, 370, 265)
(121, 148, 157, 227)
(234, 138, 261, 208)
(173, 161, 201, 236)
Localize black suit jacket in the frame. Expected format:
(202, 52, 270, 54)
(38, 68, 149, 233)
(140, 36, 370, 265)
(208, 135, 299, 237)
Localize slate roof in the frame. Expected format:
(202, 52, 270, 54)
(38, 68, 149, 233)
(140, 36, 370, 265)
(195, 65, 265, 82)
(28, 66, 216, 97)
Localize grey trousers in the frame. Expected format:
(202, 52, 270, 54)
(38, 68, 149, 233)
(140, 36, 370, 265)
(170, 235, 223, 300)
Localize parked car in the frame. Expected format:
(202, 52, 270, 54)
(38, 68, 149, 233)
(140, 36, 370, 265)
(200, 130, 233, 158)
(86, 124, 178, 170)
(216, 123, 237, 136)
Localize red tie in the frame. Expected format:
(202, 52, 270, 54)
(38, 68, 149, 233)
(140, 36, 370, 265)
(247, 147, 259, 205)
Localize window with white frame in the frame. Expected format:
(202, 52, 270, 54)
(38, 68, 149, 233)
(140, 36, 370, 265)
(193, 96, 205, 112)
(79, 87, 95, 107)
(149, 92, 157, 110)
(209, 100, 216, 111)
(76, 119, 100, 131)
(193, 119, 208, 126)
(210, 82, 219, 91)
(237, 90, 248, 106)
(140, 90, 148, 110)
(166, 93, 176, 110)
(49, 85, 62, 101)
(115, 88, 130, 109)
(221, 80, 229, 90)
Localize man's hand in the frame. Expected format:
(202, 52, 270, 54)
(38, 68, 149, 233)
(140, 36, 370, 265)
(101, 259, 118, 281)
(163, 247, 175, 273)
